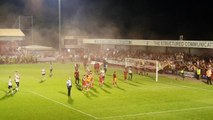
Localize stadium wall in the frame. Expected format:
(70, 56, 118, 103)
(63, 38, 213, 57)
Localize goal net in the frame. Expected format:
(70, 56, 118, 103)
(125, 58, 161, 82)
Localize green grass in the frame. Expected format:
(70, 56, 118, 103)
(1, 63, 213, 120)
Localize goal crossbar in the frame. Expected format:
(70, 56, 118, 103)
(125, 58, 159, 82)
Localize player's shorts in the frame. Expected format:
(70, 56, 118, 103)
(99, 79, 103, 83)
(8, 85, 12, 89)
(16, 82, 19, 87)
(86, 82, 90, 86)
(42, 73, 46, 76)
(82, 81, 86, 86)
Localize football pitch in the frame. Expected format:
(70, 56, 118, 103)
(1, 63, 213, 120)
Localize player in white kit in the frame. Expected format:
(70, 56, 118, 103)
(14, 71, 20, 91)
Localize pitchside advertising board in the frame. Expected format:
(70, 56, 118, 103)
(83, 39, 213, 49)
(62, 36, 84, 48)
(150, 41, 213, 48)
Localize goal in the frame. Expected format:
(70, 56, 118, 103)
(125, 58, 160, 82)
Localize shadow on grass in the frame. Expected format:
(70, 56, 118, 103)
(58, 91, 74, 104)
(100, 87, 111, 94)
(146, 75, 156, 81)
(68, 97, 74, 104)
(58, 91, 67, 96)
(39, 79, 46, 83)
(117, 86, 126, 91)
(82, 89, 98, 98)
(202, 80, 212, 85)
(88, 91, 98, 97)
(90, 87, 99, 94)
(0, 89, 17, 101)
(83, 92, 92, 99)
(202, 80, 207, 84)
(75, 84, 82, 91)
(103, 83, 112, 89)
(129, 82, 140, 87)
(0, 89, 7, 94)
(129, 79, 144, 85)
(121, 80, 139, 87)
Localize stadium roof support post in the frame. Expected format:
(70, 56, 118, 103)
(188, 48, 191, 55)
(156, 61, 158, 82)
(19, 16, 21, 29)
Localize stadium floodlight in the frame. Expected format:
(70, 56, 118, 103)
(58, 0, 62, 52)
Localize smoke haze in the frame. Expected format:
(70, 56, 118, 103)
(1, 0, 213, 48)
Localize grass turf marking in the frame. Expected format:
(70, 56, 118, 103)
(2, 74, 213, 120)
(24, 89, 98, 119)
(24, 88, 213, 120)
(98, 105, 213, 119)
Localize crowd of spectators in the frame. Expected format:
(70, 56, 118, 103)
(0, 51, 37, 64)
(0, 55, 37, 64)
(84, 48, 213, 79)
(2, 47, 213, 79)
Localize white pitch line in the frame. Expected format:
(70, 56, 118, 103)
(127, 80, 213, 93)
(160, 82, 213, 93)
(98, 105, 213, 119)
(25, 89, 98, 119)
(97, 81, 213, 119)
(4, 79, 213, 120)
(12, 88, 213, 120)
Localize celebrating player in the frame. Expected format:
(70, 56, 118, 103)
(75, 63, 79, 71)
(128, 67, 133, 80)
(94, 62, 100, 74)
(113, 71, 117, 87)
(82, 74, 87, 91)
(8, 76, 13, 94)
(14, 71, 20, 91)
(124, 67, 128, 81)
(74, 70, 80, 85)
(99, 70, 105, 86)
(41, 68, 46, 81)
(103, 60, 108, 73)
(49, 62, 53, 77)
(88, 71, 94, 88)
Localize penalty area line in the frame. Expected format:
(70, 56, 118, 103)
(98, 105, 213, 119)
(24, 89, 98, 119)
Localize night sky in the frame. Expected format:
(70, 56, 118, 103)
(0, 0, 213, 45)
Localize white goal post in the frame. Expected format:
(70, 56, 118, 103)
(125, 58, 160, 82)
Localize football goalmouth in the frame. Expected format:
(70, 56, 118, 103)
(125, 58, 161, 82)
